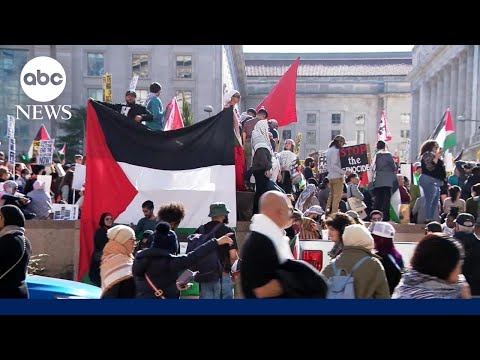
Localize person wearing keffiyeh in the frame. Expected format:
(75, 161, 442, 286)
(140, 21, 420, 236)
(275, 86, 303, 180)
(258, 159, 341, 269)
(295, 184, 320, 214)
(392, 233, 471, 299)
(100, 225, 136, 298)
(251, 119, 274, 214)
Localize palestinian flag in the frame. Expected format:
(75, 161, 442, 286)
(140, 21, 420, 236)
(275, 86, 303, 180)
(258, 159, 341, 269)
(431, 108, 456, 151)
(390, 189, 401, 223)
(24, 124, 51, 162)
(77, 100, 236, 282)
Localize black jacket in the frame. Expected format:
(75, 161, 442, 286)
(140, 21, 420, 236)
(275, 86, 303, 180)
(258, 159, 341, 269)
(101, 277, 135, 299)
(455, 231, 480, 296)
(133, 239, 218, 299)
(241, 231, 287, 299)
(0, 232, 32, 298)
(276, 259, 328, 298)
(98, 101, 153, 123)
(88, 227, 109, 287)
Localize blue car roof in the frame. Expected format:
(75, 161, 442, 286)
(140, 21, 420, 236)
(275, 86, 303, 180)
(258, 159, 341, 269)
(26, 275, 102, 299)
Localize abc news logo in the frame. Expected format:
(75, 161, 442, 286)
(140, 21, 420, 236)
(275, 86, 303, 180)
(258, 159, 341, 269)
(16, 56, 72, 120)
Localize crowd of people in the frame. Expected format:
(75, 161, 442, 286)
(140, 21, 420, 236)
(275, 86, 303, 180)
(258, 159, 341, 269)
(2, 84, 480, 301)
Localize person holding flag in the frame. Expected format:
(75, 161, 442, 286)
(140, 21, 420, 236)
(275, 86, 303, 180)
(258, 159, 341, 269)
(418, 140, 446, 223)
(224, 89, 246, 192)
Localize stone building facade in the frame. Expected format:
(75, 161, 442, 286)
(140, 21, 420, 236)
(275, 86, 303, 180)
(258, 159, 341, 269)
(244, 52, 412, 160)
(408, 45, 480, 161)
(0, 45, 246, 154)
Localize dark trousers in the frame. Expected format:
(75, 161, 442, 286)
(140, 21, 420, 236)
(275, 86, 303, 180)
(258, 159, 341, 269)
(373, 187, 392, 221)
(253, 170, 270, 215)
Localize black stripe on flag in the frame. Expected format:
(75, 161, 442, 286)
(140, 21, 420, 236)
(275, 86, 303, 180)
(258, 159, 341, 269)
(90, 100, 235, 170)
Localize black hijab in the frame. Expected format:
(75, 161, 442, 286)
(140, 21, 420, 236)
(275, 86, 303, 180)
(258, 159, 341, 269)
(99, 212, 113, 228)
(0, 205, 26, 227)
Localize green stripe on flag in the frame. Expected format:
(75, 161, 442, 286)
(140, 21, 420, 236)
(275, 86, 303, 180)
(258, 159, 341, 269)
(390, 189, 401, 223)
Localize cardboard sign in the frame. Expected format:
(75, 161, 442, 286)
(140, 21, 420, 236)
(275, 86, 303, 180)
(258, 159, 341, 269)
(51, 204, 79, 220)
(72, 164, 86, 190)
(129, 75, 139, 91)
(339, 144, 370, 173)
(102, 73, 112, 102)
(38, 139, 55, 165)
(317, 150, 328, 173)
(6, 114, 15, 139)
(8, 138, 15, 164)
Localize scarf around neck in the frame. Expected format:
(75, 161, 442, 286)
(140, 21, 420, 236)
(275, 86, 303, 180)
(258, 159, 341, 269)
(100, 240, 134, 295)
(250, 214, 293, 264)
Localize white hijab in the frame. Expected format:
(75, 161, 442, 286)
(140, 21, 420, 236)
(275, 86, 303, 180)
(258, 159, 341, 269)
(223, 89, 242, 145)
(223, 89, 240, 107)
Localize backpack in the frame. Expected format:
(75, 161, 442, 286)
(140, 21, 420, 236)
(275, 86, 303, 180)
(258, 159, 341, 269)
(326, 256, 370, 299)
(186, 223, 224, 283)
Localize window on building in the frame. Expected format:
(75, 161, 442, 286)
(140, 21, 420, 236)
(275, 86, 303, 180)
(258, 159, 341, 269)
(87, 52, 104, 77)
(136, 89, 148, 105)
(355, 114, 365, 125)
(87, 88, 103, 101)
(132, 54, 149, 78)
(307, 113, 317, 125)
(176, 55, 192, 79)
(399, 150, 407, 161)
(306, 131, 316, 145)
(282, 130, 292, 140)
(331, 130, 341, 140)
(0, 48, 29, 152)
(400, 113, 411, 125)
(175, 90, 192, 110)
(401, 130, 410, 138)
(332, 113, 341, 124)
(356, 130, 365, 144)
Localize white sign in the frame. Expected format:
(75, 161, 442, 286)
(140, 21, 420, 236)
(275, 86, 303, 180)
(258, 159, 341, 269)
(6, 115, 15, 138)
(8, 138, 15, 164)
(129, 75, 139, 92)
(72, 164, 86, 190)
(179, 242, 188, 255)
(38, 139, 55, 165)
(51, 204, 79, 220)
(37, 175, 52, 195)
(317, 150, 327, 173)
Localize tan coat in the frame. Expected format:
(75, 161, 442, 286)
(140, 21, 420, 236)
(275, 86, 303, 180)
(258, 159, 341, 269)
(322, 246, 390, 299)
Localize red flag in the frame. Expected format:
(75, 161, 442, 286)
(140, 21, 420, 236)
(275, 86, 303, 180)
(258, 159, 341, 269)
(377, 110, 392, 142)
(164, 97, 184, 131)
(256, 57, 300, 127)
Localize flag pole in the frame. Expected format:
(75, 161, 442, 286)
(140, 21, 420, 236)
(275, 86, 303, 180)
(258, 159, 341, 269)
(428, 110, 447, 140)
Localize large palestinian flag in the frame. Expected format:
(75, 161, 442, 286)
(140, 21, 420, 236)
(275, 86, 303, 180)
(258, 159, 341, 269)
(77, 99, 236, 282)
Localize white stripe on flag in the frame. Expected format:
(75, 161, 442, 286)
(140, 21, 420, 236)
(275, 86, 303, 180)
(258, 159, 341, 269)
(115, 163, 236, 228)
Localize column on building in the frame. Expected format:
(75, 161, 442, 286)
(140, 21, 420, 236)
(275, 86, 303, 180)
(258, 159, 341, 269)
(435, 75, 444, 126)
(450, 57, 460, 149)
(411, 88, 420, 161)
(457, 51, 467, 146)
(443, 65, 451, 115)
(419, 82, 431, 152)
(465, 46, 474, 142)
(428, 77, 437, 139)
